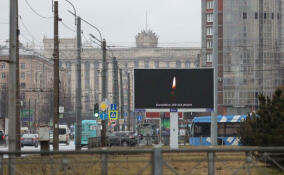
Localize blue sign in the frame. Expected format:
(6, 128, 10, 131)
(110, 104, 117, 110)
(170, 108, 178, 112)
(137, 115, 142, 121)
(109, 110, 118, 120)
(124, 112, 128, 117)
(100, 112, 108, 120)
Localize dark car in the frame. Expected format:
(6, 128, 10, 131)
(21, 134, 39, 147)
(106, 131, 138, 146)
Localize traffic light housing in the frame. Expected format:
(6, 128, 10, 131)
(94, 103, 99, 118)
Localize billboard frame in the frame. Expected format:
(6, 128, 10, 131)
(133, 68, 214, 113)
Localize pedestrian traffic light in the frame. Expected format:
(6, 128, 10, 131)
(94, 103, 99, 118)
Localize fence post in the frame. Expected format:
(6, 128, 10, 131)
(208, 151, 215, 175)
(152, 146, 163, 175)
(0, 154, 3, 175)
(101, 148, 108, 175)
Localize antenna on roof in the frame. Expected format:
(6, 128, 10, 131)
(146, 10, 148, 32)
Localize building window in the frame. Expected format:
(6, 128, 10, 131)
(20, 83, 26, 89)
(166, 62, 170, 68)
(1, 63, 6, 69)
(264, 12, 267, 19)
(20, 93, 25, 100)
(185, 61, 190, 68)
(206, 0, 213, 9)
(154, 60, 159, 68)
(206, 26, 213, 35)
(134, 60, 139, 68)
(277, 13, 281, 19)
(66, 62, 71, 70)
(21, 72, 25, 79)
(255, 12, 258, 19)
(1, 73, 6, 79)
(243, 12, 247, 19)
(206, 53, 213, 62)
(272, 12, 274, 19)
(176, 61, 181, 68)
(206, 13, 213, 22)
(206, 39, 212, 48)
(20, 63, 26, 69)
(144, 60, 149, 68)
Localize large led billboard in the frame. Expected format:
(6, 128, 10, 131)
(134, 68, 214, 112)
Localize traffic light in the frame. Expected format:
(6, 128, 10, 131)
(94, 103, 99, 118)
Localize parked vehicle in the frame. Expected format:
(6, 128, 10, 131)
(106, 131, 138, 146)
(21, 134, 39, 147)
(50, 125, 70, 145)
(0, 130, 6, 145)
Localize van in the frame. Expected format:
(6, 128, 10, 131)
(59, 125, 70, 145)
(50, 125, 70, 145)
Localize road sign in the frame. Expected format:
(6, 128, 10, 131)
(137, 115, 142, 121)
(100, 102, 108, 111)
(170, 108, 178, 112)
(59, 106, 64, 113)
(110, 104, 117, 110)
(21, 109, 33, 118)
(100, 112, 108, 120)
(109, 110, 118, 120)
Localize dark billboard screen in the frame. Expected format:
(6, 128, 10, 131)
(134, 69, 214, 111)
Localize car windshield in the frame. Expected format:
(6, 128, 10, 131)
(59, 128, 66, 135)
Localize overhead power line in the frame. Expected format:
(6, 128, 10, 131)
(24, 0, 53, 19)
(60, 21, 76, 33)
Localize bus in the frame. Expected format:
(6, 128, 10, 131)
(190, 115, 247, 146)
(75, 120, 97, 146)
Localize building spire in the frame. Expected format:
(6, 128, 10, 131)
(146, 10, 148, 31)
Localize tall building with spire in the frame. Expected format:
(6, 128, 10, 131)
(43, 30, 201, 128)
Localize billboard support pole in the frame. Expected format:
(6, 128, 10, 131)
(170, 112, 178, 149)
(211, 0, 218, 146)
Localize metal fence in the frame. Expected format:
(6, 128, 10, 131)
(0, 147, 283, 175)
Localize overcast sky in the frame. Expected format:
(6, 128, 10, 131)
(0, 0, 201, 48)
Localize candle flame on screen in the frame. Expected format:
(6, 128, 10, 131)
(172, 76, 176, 89)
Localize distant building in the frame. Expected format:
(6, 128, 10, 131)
(201, 0, 284, 114)
(0, 46, 70, 130)
(43, 30, 201, 127)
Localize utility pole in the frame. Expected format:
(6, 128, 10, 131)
(75, 16, 82, 151)
(15, 0, 21, 153)
(127, 72, 131, 131)
(53, 0, 60, 151)
(112, 57, 119, 131)
(29, 99, 31, 130)
(34, 98, 37, 133)
(101, 39, 107, 147)
(8, 0, 18, 174)
(119, 69, 124, 131)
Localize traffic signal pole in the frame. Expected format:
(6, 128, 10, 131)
(101, 39, 107, 147)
